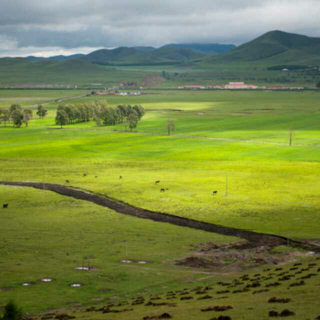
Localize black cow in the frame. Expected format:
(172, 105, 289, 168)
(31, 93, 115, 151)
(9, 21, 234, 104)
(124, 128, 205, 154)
(213, 191, 218, 195)
(3, 204, 8, 209)
(155, 180, 160, 184)
(160, 189, 165, 192)
(83, 173, 87, 177)
(66, 180, 70, 183)
(119, 176, 122, 179)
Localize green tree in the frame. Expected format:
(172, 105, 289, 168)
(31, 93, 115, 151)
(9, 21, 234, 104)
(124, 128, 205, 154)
(101, 107, 117, 126)
(316, 81, 320, 88)
(55, 110, 69, 128)
(9, 104, 22, 113)
(116, 105, 126, 122)
(9, 104, 22, 123)
(36, 105, 47, 119)
(23, 109, 33, 127)
(0, 109, 9, 127)
(1, 301, 23, 320)
(133, 105, 145, 120)
(64, 105, 75, 124)
(11, 110, 23, 128)
(128, 112, 139, 131)
(167, 119, 175, 136)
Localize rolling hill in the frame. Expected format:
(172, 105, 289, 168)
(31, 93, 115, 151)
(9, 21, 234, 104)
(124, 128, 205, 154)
(26, 54, 85, 62)
(132, 46, 155, 52)
(14, 31, 320, 68)
(84, 47, 139, 64)
(83, 47, 205, 65)
(161, 43, 236, 54)
(0, 58, 147, 86)
(202, 30, 320, 65)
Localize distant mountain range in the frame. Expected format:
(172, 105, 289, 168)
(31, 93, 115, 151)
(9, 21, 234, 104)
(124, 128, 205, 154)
(21, 31, 320, 67)
(26, 54, 85, 62)
(1, 30, 320, 84)
(24, 43, 236, 65)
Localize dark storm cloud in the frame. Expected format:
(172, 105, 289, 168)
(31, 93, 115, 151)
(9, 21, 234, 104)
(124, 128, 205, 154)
(0, 0, 320, 56)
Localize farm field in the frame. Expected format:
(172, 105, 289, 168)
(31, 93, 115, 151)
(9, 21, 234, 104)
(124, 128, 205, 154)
(1, 89, 320, 318)
(0, 89, 88, 109)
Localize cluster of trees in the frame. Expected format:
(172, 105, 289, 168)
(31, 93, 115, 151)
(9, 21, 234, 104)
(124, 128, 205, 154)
(0, 104, 47, 128)
(55, 100, 145, 130)
(0, 105, 32, 128)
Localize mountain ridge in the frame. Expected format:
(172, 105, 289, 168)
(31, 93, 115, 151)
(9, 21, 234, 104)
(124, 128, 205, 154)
(160, 43, 236, 54)
(2, 30, 320, 72)
(202, 30, 320, 65)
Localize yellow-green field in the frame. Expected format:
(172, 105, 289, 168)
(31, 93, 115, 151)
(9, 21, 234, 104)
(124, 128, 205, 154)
(0, 89, 320, 318)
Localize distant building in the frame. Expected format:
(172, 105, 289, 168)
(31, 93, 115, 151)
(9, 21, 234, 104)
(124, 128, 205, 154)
(213, 85, 225, 89)
(120, 82, 137, 87)
(224, 82, 259, 89)
(178, 85, 205, 89)
(94, 90, 117, 96)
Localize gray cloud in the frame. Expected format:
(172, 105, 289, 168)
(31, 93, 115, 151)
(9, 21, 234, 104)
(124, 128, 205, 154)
(0, 0, 320, 57)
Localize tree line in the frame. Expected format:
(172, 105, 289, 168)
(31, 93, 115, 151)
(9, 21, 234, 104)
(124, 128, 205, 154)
(0, 104, 47, 128)
(55, 100, 145, 130)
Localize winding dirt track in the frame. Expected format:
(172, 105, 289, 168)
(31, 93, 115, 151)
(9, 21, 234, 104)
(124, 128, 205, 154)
(1, 181, 319, 253)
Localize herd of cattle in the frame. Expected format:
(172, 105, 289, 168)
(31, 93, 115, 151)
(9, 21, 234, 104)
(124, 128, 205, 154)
(2, 175, 219, 210)
(62, 175, 218, 195)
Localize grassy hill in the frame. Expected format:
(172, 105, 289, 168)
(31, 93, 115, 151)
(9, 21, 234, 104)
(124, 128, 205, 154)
(84, 47, 205, 65)
(202, 30, 320, 65)
(84, 47, 139, 64)
(161, 43, 236, 54)
(0, 58, 147, 86)
(26, 54, 85, 62)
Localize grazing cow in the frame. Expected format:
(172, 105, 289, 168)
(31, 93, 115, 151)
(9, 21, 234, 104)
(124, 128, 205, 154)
(155, 181, 160, 184)
(66, 180, 70, 183)
(213, 191, 218, 195)
(160, 189, 165, 192)
(119, 176, 122, 179)
(95, 176, 98, 178)
(83, 173, 87, 177)
(3, 204, 8, 209)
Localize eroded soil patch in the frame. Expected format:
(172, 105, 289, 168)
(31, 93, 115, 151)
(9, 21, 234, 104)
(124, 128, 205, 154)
(177, 241, 318, 272)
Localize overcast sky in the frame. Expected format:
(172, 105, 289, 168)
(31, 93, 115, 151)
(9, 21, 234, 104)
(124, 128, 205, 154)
(1, 0, 320, 57)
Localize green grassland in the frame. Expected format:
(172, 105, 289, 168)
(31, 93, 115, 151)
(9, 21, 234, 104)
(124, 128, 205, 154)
(1, 90, 320, 239)
(0, 185, 234, 313)
(1, 89, 320, 317)
(0, 59, 147, 87)
(0, 89, 89, 109)
(57, 256, 320, 320)
(1, 57, 319, 88)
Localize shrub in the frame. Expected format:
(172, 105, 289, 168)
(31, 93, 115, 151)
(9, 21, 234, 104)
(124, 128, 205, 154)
(1, 301, 23, 320)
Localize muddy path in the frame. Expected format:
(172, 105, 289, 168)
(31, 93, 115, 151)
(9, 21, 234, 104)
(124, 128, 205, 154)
(1, 181, 319, 253)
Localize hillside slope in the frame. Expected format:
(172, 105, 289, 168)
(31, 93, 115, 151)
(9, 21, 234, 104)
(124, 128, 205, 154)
(84, 47, 139, 64)
(202, 30, 320, 65)
(26, 54, 85, 62)
(0, 58, 146, 85)
(161, 43, 236, 54)
(84, 47, 205, 65)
